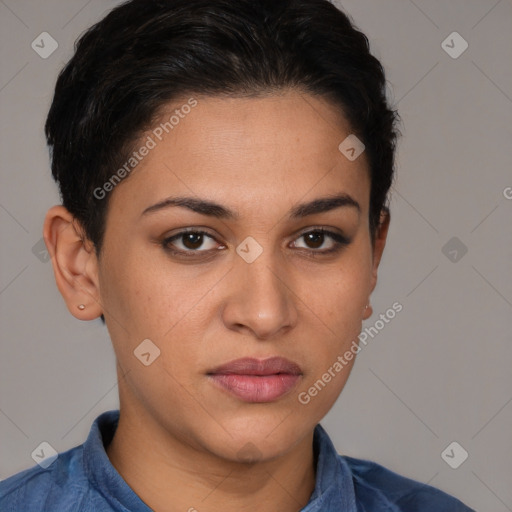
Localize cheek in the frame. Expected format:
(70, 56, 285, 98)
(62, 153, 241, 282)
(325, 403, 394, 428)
(96, 244, 164, 362)
(305, 274, 365, 374)
(296, 276, 366, 421)
(297, 243, 372, 400)
(99, 256, 203, 407)
(313, 250, 372, 333)
(321, 274, 367, 326)
(98, 244, 178, 331)
(98, 247, 225, 377)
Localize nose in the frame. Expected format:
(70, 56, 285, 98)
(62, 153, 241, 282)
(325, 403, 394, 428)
(221, 251, 298, 340)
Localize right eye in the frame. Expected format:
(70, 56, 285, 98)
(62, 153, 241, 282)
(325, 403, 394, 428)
(162, 229, 225, 257)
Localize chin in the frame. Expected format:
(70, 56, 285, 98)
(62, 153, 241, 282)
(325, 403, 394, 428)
(198, 414, 311, 463)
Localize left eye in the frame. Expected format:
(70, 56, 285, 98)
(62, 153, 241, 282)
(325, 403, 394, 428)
(292, 229, 347, 252)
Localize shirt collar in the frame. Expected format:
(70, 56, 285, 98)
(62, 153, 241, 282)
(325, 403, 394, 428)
(83, 410, 357, 511)
(83, 410, 152, 511)
(302, 423, 357, 511)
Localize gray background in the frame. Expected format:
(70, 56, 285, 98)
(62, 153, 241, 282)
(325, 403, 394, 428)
(0, 1, 511, 510)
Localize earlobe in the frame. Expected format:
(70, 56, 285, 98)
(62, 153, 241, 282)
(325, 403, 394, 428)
(43, 206, 103, 320)
(362, 303, 373, 320)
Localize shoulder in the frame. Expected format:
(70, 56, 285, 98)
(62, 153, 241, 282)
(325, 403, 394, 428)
(0, 444, 93, 512)
(342, 455, 476, 511)
(0, 410, 123, 512)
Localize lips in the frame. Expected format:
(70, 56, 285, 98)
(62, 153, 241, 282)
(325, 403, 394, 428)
(207, 357, 302, 403)
(209, 357, 302, 376)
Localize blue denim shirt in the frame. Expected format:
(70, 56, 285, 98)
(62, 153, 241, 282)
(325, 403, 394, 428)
(0, 410, 475, 511)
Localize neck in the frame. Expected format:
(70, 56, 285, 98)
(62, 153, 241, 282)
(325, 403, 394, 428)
(106, 406, 316, 512)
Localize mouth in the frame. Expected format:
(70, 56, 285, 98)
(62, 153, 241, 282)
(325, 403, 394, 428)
(207, 357, 303, 403)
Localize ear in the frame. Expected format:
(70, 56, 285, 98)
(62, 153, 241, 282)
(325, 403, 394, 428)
(43, 205, 103, 320)
(363, 208, 390, 320)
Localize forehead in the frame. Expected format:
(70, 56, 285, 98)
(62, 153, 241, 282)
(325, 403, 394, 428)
(108, 91, 370, 220)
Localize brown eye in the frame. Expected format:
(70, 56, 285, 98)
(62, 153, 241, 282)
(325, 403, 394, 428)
(162, 230, 220, 254)
(292, 228, 350, 254)
(303, 231, 325, 249)
(182, 232, 205, 249)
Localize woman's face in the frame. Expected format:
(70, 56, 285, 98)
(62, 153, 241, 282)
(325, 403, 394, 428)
(94, 90, 387, 461)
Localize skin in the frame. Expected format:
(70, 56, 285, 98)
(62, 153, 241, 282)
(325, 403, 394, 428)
(44, 89, 389, 512)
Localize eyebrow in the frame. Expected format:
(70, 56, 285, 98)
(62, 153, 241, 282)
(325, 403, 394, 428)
(141, 193, 360, 219)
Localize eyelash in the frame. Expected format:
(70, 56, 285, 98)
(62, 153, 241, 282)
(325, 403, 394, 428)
(161, 227, 350, 259)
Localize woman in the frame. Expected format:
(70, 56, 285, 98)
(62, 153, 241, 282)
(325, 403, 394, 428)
(0, 0, 475, 510)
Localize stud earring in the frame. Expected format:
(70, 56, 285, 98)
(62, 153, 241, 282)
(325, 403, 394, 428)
(77, 304, 85, 310)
